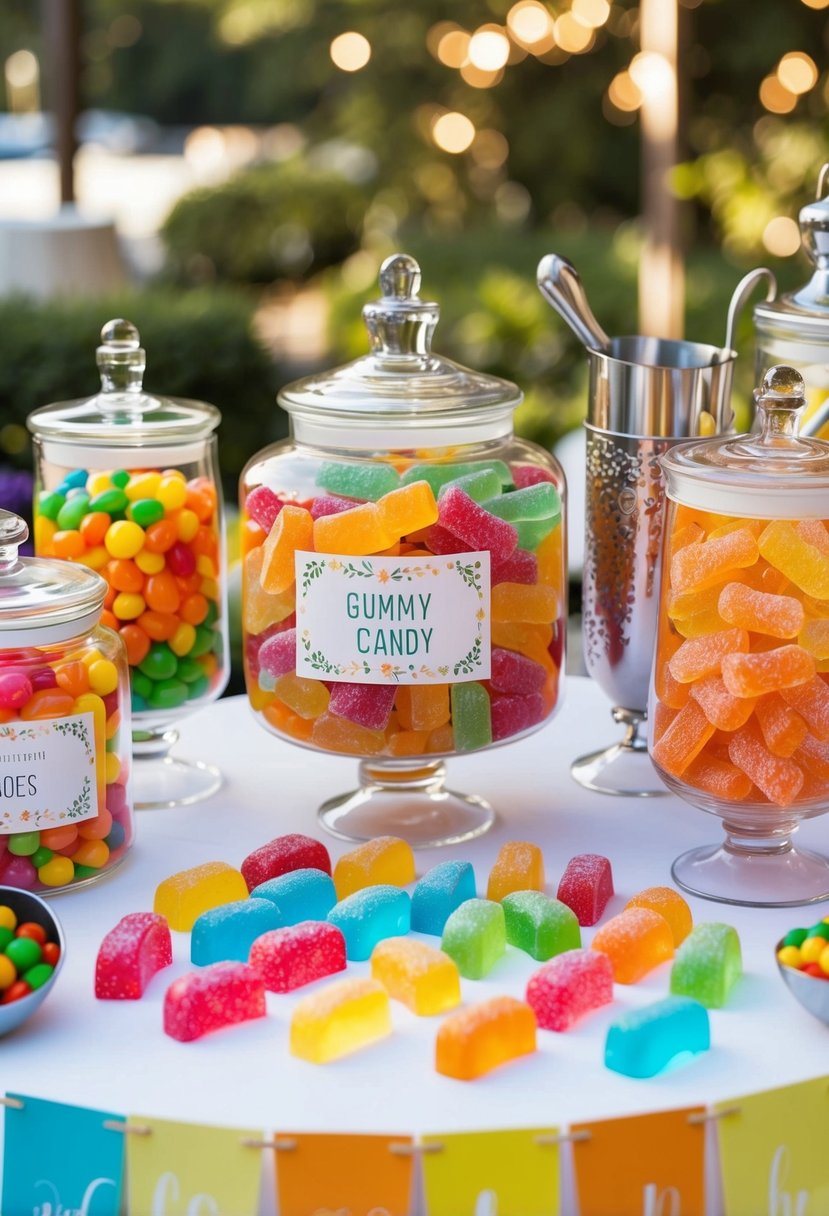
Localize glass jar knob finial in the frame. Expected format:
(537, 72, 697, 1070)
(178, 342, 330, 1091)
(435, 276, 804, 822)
(363, 253, 439, 358)
(379, 253, 422, 300)
(0, 509, 28, 571)
(95, 317, 153, 411)
(755, 364, 806, 445)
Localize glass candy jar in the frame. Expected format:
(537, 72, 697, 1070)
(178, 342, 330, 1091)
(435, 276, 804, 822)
(27, 320, 228, 811)
(0, 510, 133, 892)
(241, 254, 567, 846)
(649, 365, 829, 907)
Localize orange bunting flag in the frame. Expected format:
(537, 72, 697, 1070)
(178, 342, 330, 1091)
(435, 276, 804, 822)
(274, 1132, 415, 1216)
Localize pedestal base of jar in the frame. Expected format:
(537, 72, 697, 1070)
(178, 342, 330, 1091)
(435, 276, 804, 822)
(672, 841, 829, 908)
(132, 728, 222, 811)
(570, 707, 668, 798)
(318, 760, 495, 848)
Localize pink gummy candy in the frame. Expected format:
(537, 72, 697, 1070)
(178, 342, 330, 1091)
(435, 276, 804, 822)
(490, 647, 547, 696)
(512, 465, 556, 489)
(492, 548, 539, 586)
(310, 494, 360, 520)
(490, 693, 546, 741)
(556, 854, 614, 926)
(258, 629, 297, 679)
(245, 617, 296, 677)
(246, 486, 283, 534)
(95, 913, 172, 1000)
(422, 524, 468, 556)
(163, 962, 266, 1042)
(438, 487, 518, 561)
(249, 921, 347, 992)
(525, 948, 614, 1031)
(241, 833, 332, 893)
(328, 681, 397, 730)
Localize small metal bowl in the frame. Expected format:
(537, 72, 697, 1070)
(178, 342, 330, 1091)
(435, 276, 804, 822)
(0, 885, 66, 1036)
(776, 937, 829, 1027)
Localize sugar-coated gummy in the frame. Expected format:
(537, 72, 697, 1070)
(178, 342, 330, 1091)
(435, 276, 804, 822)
(190, 899, 284, 966)
(624, 887, 693, 947)
(316, 460, 401, 502)
(95, 912, 172, 999)
(163, 962, 266, 1042)
(249, 921, 347, 992)
(251, 868, 338, 925)
(241, 833, 331, 893)
(502, 892, 580, 961)
(591, 907, 675, 984)
(441, 898, 506, 979)
(604, 996, 710, 1078)
(438, 486, 518, 561)
(290, 976, 392, 1063)
(486, 841, 545, 902)
(328, 885, 411, 961)
(328, 681, 397, 731)
(525, 948, 614, 1031)
(333, 836, 415, 900)
(435, 996, 537, 1080)
(450, 682, 493, 751)
(153, 862, 249, 932)
(371, 937, 461, 1015)
(670, 922, 742, 1008)
(411, 861, 477, 936)
(556, 854, 614, 926)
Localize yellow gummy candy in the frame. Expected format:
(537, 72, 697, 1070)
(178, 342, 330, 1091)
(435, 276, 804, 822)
(311, 711, 386, 755)
(396, 684, 450, 731)
(758, 521, 829, 600)
(154, 862, 248, 931)
(313, 502, 393, 557)
(290, 977, 391, 1063)
(487, 841, 545, 902)
(333, 835, 416, 899)
(491, 583, 558, 625)
(371, 937, 461, 1015)
(378, 481, 439, 540)
(243, 547, 295, 634)
(260, 505, 313, 594)
(273, 672, 330, 719)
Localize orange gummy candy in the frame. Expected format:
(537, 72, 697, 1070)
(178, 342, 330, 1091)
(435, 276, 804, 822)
(799, 620, 829, 661)
(260, 505, 313, 595)
(721, 645, 815, 699)
(378, 481, 438, 539)
(435, 996, 537, 1080)
(671, 529, 759, 595)
(754, 695, 808, 758)
(655, 661, 691, 710)
(797, 519, 829, 556)
(624, 887, 692, 946)
(690, 674, 756, 731)
(669, 628, 749, 684)
(313, 502, 393, 557)
(718, 583, 804, 639)
(491, 583, 558, 625)
(591, 907, 674, 984)
(780, 676, 829, 741)
(487, 841, 545, 902)
(796, 733, 829, 781)
(684, 754, 753, 801)
(396, 684, 450, 732)
(669, 521, 705, 559)
(728, 723, 804, 807)
(651, 699, 716, 777)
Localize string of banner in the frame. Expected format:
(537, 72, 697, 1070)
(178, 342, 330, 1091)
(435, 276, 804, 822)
(1, 1076, 827, 1215)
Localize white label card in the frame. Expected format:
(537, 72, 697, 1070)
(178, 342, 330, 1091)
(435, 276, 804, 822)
(295, 550, 491, 685)
(0, 711, 100, 832)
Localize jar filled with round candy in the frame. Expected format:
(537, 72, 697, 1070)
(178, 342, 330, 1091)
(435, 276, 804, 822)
(0, 510, 133, 893)
(649, 364, 829, 907)
(27, 320, 228, 810)
(240, 254, 566, 847)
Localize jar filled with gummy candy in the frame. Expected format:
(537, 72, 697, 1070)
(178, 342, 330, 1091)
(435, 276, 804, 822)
(649, 365, 829, 907)
(0, 510, 133, 893)
(27, 320, 228, 811)
(240, 254, 566, 847)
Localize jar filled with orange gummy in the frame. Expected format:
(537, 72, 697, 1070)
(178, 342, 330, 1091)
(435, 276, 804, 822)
(649, 365, 829, 907)
(0, 510, 133, 893)
(240, 254, 567, 847)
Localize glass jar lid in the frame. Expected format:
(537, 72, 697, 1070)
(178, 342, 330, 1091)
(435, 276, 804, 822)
(754, 164, 829, 342)
(27, 319, 221, 448)
(661, 365, 829, 518)
(0, 511, 106, 642)
(278, 254, 522, 443)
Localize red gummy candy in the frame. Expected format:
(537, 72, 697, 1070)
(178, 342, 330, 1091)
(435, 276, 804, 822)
(526, 948, 614, 1031)
(556, 854, 614, 926)
(328, 682, 397, 731)
(95, 912, 172, 1000)
(245, 617, 296, 678)
(246, 486, 283, 534)
(241, 833, 332, 893)
(490, 647, 547, 696)
(512, 465, 556, 489)
(422, 524, 468, 556)
(163, 962, 266, 1042)
(490, 692, 545, 741)
(249, 921, 347, 992)
(310, 494, 360, 520)
(492, 549, 539, 586)
(438, 487, 518, 561)
(258, 629, 297, 679)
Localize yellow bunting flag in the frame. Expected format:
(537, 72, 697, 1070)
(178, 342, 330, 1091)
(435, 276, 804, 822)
(572, 1107, 706, 1216)
(274, 1132, 415, 1216)
(716, 1076, 829, 1216)
(421, 1128, 560, 1216)
(125, 1115, 262, 1216)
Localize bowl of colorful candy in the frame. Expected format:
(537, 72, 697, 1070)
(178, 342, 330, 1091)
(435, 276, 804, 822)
(776, 918, 829, 1026)
(0, 886, 65, 1035)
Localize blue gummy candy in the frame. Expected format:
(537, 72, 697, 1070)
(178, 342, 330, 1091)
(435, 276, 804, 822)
(252, 868, 337, 925)
(328, 885, 411, 961)
(105, 821, 126, 851)
(411, 861, 477, 936)
(604, 996, 710, 1079)
(63, 468, 89, 489)
(190, 898, 284, 966)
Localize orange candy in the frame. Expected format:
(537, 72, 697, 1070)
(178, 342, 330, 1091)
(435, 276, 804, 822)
(754, 695, 808, 758)
(684, 754, 753, 801)
(78, 806, 113, 840)
(435, 996, 537, 1080)
(669, 628, 749, 684)
(591, 907, 674, 984)
(138, 611, 179, 642)
(728, 723, 804, 807)
(20, 690, 75, 720)
(52, 529, 86, 559)
(119, 623, 151, 667)
(671, 528, 759, 595)
(107, 559, 145, 594)
(721, 645, 815, 699)
(651, 699, 715, 778)
(144, 571, 181, 614)
(143, 519, 178, 553)
(180, 593, 209, 626)
(55, 661, 90, 698)
(718, 582, 804, 639)
(80, 512, 111, 546)
(780, 676, 829, 741)
(689, 674, 755, 731)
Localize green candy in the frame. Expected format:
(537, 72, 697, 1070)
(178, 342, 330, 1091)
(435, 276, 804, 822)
(483, 483, 560, 522)
(131, 670, 153, 700)
(0, 927, 14, 952)
(73, 865, 98, 880)
(670, 923, 742, 1009)
(38, 490, 65, 520)
(111, 469, 130, 488)
(783, 927, 809, 948)
(105, 735, 119, 752)
(139, 644, 178, 682)
(22, 962, 54, 990)
(31, 846, 54, 868)
(437, 468, 502, 504)
(317, 460, 400, 502)
(175, 658, 204, 684)
(89, 489, 129, 515)
(441, 898, 506, 979)
(128, 498, 165, 527)
(204, 600, 219, 627)
(514, 516, 560, 550)
(8, 831, 40, 857)
(56, 495, 90, 530)
(807, 922, 829, 941)
(502, 892, 581, 961)
(5, 936, 42, 972)
(450, 682, 492, 751)
(148, 678, 189, 711)
(401, 460, 512, 496)
(187, 675, 210, 700)
(189, 626, 215, 658)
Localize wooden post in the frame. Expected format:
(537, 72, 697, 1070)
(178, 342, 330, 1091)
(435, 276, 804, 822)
(43, 0, 80, 205)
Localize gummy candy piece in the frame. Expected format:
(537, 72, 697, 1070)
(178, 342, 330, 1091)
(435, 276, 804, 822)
(755, 695, 809, 758)
(780, 676, 829, 741)
(438, 487, 518, 560)
(243, 547, 295, 634)
(401, 460, 512, 495)
(291, 976, 392, 1062)
(411, 861, 477, 935)
(163, 962, 266, 1042)
(251, 868, 338, 924)
(317, 461, 400, 502)
(377, 481, 439, 538)
(245, 485, 283, 533)
(689, 675, 756, 731)
(491, 582, 558, 624)
(624, 887, 692, 947)
(327, 885, 411, 961)
(190, 898, 284, 966)
(668, 581, 728, 623)
(241, 833, 331, 893)
(525, 948, 614, 1031)
(758, 520, 829, 599)
(669, 628, 749, 684)
(273, 673, 330, 719)
(604, 996, 710, 1078)
(311, 712, 386, 754)
(487, 841, 545, 902)
(671, 528, 760, 595)
(249, 921, 347, 992)
(684, 755, 753, 801)
(333, 835, 415, 899)
(721, 645, 815, 698)
(313, 502, 393, 557)
(655, 660, 691, 710)
(438, 468, 503, 503)
(396, 684, 450, 732)
(419, 523, 468, 556)
(556, 854, 614, 927)
(591, 907, 674, 984)
(258, 628, 297, 679)
(651, 699, 716, 778)
(260, 505, 313, 595)
(94, 912, 172, 999)
(718, 582, 805, 639)
(799, 619, 829, 661)
(728, 723, 804, 806)
(487, 482, 561, 522)
(435, 996, 537, 1080)
(502, 892, 580, 961)
(796, 732, 829, 781)
(670, 923, 742, 1008)
(490, 692, 545, 741)
(441, 898, 506, 979)
(669, 520, 705, 559)
(512, 464, 556, 489)
(490, 647, 546, 696)
(310, 493, 359, 519)
(328, 681, 397, 730)
(491, 548, 539, 586)
(371, 937, 461, 1015)
(491, 622, 555, 673)
(450, 682, 492, 750)
(154, 862, 249, 932)
(797, 518, 829, 554)
(673, 607, 730, 639)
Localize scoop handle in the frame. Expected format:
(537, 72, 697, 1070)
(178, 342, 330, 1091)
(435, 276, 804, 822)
(537, 254, 611, 353)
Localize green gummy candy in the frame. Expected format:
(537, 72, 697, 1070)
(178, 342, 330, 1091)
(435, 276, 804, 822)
(515, 516, 560, 550)
(401, 460, 511, 495)
(204, 600, 219, 627)
(111, 469, 131, 488)
(176, 658, 205, 684)
(9, 831, 40, 857)
(23, 962, 54, 990)
(148, 678, 189, 711)
(783, 927, 808, 948)
(38, 490, 65, 520)
(450, 682, 492, 751)
(670, 922, 742, 1009)
(437, 468, 502, 503)
(128, 498, 165, 527)
(484, 483, 561, 523)
(31, 846, 54, 868)
(0, 927, 14, 951)
(56, 495, 90, 530)
(89, 489, 129, 515)
(807, 922, 829, 941)
(189, 626, 215, 658)
(139, 644, 177, 682)
(131, 670, 153, 700)
(73, 865, 98, 880)
(5, 936, 41, 971)
(502, 892, 581, 961)
(316, 460, 400, 501)
(187, 675, 210, 700)
(441, 898, 506, 979)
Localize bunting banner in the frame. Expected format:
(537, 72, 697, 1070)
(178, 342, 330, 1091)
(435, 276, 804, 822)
(274, 1132, 415, 1216)
(571, 1106, 706, 1216)
(421, 1128, 560, 1216)
(1, 1092, 125, 1216)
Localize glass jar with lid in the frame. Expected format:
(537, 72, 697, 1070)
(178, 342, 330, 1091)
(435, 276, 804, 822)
(0, 509, 133, 892)
(240, 254, 567, 847)
(649, 365, 829, 907)
(27, 320, 228, 811)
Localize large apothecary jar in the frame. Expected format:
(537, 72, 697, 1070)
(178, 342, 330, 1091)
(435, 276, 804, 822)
(27, 320, 228, 810)
(649, 365, 829, 907)
(0, 510, 133, 893)
(240, 254, 567, 846)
